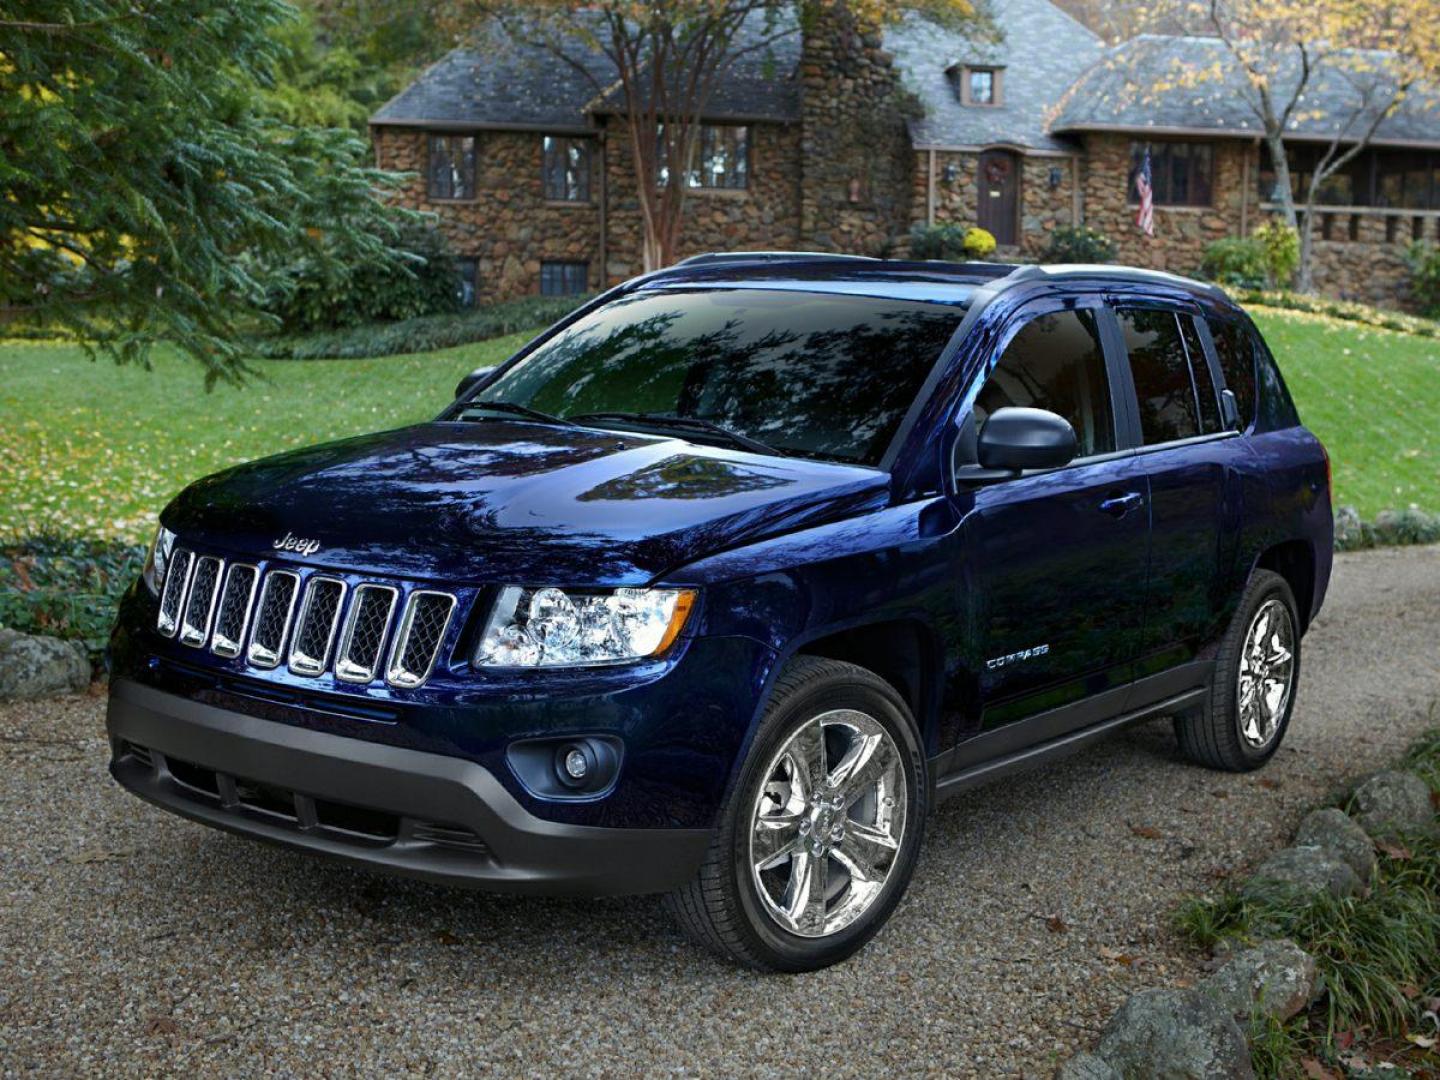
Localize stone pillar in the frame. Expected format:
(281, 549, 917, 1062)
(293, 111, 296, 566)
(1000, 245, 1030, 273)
(799, 2, 915, 255)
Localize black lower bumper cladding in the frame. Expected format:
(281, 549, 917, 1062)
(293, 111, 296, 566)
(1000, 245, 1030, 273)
(106, 680, 709, 896)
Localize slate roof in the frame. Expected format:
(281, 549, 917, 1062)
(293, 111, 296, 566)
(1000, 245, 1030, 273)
(886, 0, 1104, 153)
(370, 21, 615, 134)
(586, 17, 803, 123)
(1051, 35, 1440, 148)
(371, 14, 802, 132)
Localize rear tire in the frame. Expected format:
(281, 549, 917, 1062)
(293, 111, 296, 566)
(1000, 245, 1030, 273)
(665, 656, 928, 972)
(1175, 569, 1301, 772)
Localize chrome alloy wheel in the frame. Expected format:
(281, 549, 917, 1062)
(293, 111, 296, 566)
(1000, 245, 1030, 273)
(748, 709, 908, 939)
(1237, 598, 1297, 749)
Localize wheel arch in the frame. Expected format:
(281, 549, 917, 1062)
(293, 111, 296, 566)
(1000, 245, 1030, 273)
(791, 616, 947, 756)
(1254, 539, 1317, 631)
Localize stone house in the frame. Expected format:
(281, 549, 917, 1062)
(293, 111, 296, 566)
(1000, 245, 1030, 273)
(370, 0, 1440, 307)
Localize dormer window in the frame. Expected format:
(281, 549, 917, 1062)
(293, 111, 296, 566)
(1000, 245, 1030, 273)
(955, 65, 1003, 107)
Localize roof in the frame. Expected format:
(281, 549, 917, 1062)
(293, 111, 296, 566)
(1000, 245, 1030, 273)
(371, 20, 615, 133)
(1051, 35, 1440, 148)
(586, 12, 803, 123)
(371, 14, 802, 132)
(642, 252, 1225, 304)
(888, 0, 1104, 153)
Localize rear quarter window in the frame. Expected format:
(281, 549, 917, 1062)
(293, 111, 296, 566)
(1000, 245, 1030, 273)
(1206, 316, 1257, 430)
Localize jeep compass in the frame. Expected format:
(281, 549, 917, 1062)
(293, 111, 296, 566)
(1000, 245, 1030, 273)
(107, 255, 1333, 971)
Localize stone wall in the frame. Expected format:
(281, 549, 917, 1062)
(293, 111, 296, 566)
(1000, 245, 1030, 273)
(372, 127, 602, 302)
(1079, 133, 1247, 276)
(798, 5, 915, 255)
(601, 121, 804, 285)
(1301, 212, 1422, 308)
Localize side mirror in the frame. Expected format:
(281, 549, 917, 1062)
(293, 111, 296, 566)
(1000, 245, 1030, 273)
(455, 366, 495, 401)
(977, 407, 1078, 472)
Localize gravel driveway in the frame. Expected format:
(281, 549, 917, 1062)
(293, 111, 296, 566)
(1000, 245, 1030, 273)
(3, 545, 1439, 1078)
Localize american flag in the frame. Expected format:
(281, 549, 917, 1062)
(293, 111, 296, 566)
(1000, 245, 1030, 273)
(1134, 149, 1155, 237)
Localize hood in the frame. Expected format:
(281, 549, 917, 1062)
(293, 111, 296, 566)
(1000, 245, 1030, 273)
(164, 420, 889, 584)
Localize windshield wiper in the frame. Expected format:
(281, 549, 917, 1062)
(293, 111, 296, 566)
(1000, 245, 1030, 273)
(570, 411, 785, 457)
(458, 400, 575, 427)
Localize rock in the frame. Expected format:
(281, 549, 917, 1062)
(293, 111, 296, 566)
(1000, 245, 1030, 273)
(1294, 807, 1377, 883)
(0, 628, 91, 700)
(1054, 1051, 1121, 1080)
(1201, 938, 1320, 1023)
(1241, 846, 1361, 903)
(1096, 988, 1254, 1080)
(1333, 505, 1365, 550)
(1349, 770, 1435, 841)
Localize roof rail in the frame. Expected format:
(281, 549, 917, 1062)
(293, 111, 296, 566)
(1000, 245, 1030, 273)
(675, 251, 881, 267)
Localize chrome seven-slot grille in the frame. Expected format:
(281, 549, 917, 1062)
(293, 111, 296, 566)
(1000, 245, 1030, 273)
(156, 549, 457, 689)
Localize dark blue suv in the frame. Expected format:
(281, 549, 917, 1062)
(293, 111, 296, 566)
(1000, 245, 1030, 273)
(107, 255, 1333, 971)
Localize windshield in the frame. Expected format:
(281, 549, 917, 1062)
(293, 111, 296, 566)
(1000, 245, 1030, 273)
(475, 288, 967, 465)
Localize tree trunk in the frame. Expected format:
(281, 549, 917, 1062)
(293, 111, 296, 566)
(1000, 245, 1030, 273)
(1264, 133, 1299, 229)
(1296, 209, 1318, 293)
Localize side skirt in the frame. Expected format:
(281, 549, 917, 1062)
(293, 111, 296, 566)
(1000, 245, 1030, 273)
(930, 665, 1212, 802)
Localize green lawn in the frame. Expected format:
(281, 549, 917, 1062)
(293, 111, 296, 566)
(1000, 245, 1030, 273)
(0, 334, 530, 542)
(1255, 307, 1440, 517)
(1, 305, 1437, 543)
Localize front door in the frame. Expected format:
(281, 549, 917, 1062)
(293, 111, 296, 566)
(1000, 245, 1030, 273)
(949, 302, 1151, 755)
(977, 150, 1019, 247)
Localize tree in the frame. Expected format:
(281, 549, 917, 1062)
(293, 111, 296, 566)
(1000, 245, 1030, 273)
(0, 0, 429, 383)
(1169, 0, 1440, 292)
(443, 0, 977, 272)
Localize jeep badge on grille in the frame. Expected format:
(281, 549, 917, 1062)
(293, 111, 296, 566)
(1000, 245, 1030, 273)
(272, 531, 322, 557)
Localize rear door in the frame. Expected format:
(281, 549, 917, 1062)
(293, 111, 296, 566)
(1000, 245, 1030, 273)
(952, 298, 1152, 741)
(1108, 301, 1244, 690)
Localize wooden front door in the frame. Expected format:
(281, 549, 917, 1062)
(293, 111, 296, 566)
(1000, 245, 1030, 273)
(977, 150, 1019, 247)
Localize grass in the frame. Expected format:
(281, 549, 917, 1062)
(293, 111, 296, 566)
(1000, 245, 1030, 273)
(1, 301, 1439, 544)
(1258, 307, 1440, 517)
(0, 333, 530, 542)
(1174, 729, 1440, 1079)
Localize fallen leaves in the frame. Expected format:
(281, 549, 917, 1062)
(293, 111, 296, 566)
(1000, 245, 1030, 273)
(1128, 824, 1163, 840)
(1300, 1058, 1339, 1080)
(1045, 914, 1069, 934)
(1374, 839, 1413, 861)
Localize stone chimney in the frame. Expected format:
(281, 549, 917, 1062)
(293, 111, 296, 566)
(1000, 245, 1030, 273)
(799, 2, 915, 255)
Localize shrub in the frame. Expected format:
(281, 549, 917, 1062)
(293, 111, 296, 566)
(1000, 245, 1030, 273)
(251, 292, 593, 360)
(0, 535, 146, 663)
(1041, 225, 1116, 263)
(909, 223, 996, 261)
(1200, 236, 1269, 290)
(1232, 289, 1440, 339)
(1253, 220, 1299, 288)
(265, 219, 461, 332)
(1403, 241, 1440, 318)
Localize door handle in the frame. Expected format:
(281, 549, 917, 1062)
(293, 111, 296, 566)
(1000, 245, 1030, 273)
(1099, 491, 1145, 517)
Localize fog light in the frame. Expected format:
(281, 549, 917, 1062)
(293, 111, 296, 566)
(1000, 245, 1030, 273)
(563, 747, 589, 780)
(555, 741, 598, 789)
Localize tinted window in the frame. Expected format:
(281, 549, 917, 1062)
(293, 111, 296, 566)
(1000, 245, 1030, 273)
(1179, 315, 1222, 433)
(1118, 308, 1200, 445)
(1207, 317, 1257, 429)
(974, 309, 1115, 457)
(481, 289, 966, 465)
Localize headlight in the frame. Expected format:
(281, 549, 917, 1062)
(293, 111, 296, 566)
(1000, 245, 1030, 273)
(476, 586, 696, 668)
(141, 524, 177, 596)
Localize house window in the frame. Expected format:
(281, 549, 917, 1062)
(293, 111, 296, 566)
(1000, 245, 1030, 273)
(659, 125, 749, 190)
(961, 67, 1001, 106)
(428, 135, 476, 200)
(543, 136, 591, 202)
(1129, 141, 1214, 208)
(1262, 145, 1440, 209)
(541, 261, 588, 297)
(455, 258, 478, 308)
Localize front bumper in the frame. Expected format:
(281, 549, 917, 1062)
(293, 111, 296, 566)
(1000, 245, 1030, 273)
(107, 679, 710, 895)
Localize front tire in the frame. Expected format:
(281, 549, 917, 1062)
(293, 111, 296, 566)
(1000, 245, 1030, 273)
(665, 656, 928, 972)
(1175, 568, 1301, 772)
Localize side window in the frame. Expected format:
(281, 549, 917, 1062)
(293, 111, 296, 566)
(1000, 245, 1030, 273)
(974, 308, 1116, 457)
(1116, 307, 1199, 445)
(1207, 316, 1257, 429)
(1179, 315, 1222, 433)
